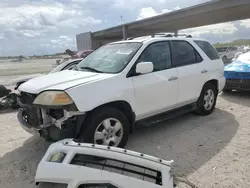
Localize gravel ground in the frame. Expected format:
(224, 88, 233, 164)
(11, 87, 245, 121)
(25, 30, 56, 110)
(0, 60, 250, 188)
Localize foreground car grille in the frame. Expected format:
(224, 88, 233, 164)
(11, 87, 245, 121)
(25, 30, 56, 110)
(20, 92, 37, 105)
(226, 78, 250, 90)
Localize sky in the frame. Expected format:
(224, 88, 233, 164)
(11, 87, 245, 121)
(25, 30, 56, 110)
(0, 0, 250, 56)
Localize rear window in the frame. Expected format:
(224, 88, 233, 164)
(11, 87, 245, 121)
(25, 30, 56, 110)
(195, 40, 220, 60)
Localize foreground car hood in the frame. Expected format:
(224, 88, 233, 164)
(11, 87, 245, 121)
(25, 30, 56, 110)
(19, 70, 114, 94)
(225, 61, 250, 72)
(224, 60, 250, 79)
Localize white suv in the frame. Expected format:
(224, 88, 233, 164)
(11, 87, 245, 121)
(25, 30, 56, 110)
(17, 35, 225, 148)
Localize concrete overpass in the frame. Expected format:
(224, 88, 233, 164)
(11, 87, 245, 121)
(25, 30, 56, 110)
(76, 0, 250, 51)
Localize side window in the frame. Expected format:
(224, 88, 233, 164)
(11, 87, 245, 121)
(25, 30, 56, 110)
(137, 42, 171, 71)
(78, 183, 118, 188)
(171, 41, 202, 67)
(194, 40, 220, 60)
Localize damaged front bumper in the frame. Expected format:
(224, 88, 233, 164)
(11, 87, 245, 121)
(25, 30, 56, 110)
(35, 139, 174, 188)
(17, 95, 86, 141)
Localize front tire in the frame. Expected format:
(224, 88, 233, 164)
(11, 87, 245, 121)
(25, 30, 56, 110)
(196, 83, 217, 116)
(81, 107, 129, 148)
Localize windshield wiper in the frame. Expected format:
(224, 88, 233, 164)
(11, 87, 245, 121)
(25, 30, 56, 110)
(79, 66, 103, 73)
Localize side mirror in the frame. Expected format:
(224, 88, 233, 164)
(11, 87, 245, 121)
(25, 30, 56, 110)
(136, 62, 154, 74)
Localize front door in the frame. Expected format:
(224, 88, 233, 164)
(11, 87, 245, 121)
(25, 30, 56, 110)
(132, 41, 178, 120)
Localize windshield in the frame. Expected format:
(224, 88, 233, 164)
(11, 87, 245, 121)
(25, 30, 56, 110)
(77, 42, 142, 73)
(216, 47, 228, 53)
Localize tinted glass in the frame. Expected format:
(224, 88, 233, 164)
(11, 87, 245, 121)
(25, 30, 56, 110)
(77, 42, 142, 73)
(171, 41, 202, 67)
(194, 40, 220, 60)
(137, 42, 171, 71)
(78, 184, 118, 188)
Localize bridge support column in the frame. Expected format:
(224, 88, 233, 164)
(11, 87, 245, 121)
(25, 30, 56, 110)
(122, 25, 128, 40)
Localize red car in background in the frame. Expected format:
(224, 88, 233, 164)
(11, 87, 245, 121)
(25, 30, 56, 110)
(65, 49, 94, 59)
(57, 49, 94, 65)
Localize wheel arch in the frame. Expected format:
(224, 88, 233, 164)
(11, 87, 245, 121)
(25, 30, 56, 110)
(204, 79, 218, 92)
(88, 100, 135, 133)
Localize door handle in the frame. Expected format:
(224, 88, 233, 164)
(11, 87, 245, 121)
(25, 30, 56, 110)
(201, 69, 208, 73)
(168, 76, 178, 81)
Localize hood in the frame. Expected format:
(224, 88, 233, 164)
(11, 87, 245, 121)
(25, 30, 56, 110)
(224, 60, 250, 72)
(224, 60, 250, 79)
(19, 70, 115, 94)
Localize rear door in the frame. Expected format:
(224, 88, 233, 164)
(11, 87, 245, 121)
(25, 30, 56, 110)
(170, 40, 204, 106)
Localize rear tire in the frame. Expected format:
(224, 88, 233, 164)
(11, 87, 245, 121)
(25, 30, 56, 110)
(81, 107, 129, 148)
(196, 83, 218, 116)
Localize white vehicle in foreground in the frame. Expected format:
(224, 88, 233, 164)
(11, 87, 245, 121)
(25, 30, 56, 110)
(35, 139, 196, 188)
(18, 34, 225, 148)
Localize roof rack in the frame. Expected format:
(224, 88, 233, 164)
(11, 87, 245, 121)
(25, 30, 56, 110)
(125, 33, 192, 40)
(152, 33, 193, 38)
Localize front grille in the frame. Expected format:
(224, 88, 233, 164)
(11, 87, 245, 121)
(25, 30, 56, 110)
(70, 154, 162, 186)
(20, 92, 37, 105)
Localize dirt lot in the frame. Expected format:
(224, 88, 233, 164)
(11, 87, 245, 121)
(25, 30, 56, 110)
(0, 60, 250, 188)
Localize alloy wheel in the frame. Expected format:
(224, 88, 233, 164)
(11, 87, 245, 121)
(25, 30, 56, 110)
(94, 118, 124, 146)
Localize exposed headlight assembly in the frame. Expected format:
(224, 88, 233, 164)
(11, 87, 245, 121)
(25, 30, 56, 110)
(33, 91, 73, 106)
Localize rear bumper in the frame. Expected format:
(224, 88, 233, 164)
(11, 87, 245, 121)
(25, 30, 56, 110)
(218, 77, 226, 92)
(225, 78, 250, 90)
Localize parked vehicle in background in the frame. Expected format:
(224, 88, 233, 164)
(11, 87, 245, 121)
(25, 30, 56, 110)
(224, 51, 250, 92)
(7, 58, 83, 91)
(233, 45, 250, 60)
(56, 49, 93, 65)
(17, 34, 225, 148)
(0, 59, 83, 111)
(216, 46, 239, 63)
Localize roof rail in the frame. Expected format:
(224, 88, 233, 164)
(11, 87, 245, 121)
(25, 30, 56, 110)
(152, 33, 192, 38)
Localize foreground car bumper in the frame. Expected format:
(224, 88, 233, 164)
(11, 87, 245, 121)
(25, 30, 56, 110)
(225, 78, 250, 90)
(218, 77, 226, 92)
(35, 139, 174, 188)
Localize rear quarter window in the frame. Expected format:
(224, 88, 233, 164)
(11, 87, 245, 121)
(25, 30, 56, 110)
(194, 40, 220, 60)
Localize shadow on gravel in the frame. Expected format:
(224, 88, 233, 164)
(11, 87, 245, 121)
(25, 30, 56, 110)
(221, 91, 250, 107)
(0, 109, 239, 187)
(0, 108, 17, 114)
(0, 136, 50, 188)
(127, 109, 239, 176)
